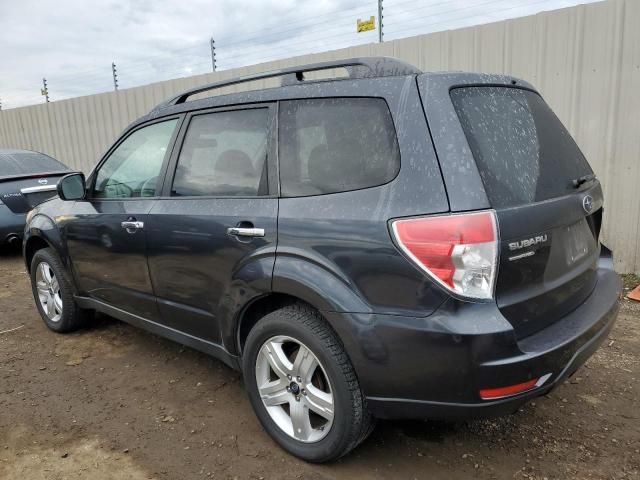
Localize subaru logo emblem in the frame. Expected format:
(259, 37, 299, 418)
(38, 178, 48, 185)
(582, 195, 594, 213)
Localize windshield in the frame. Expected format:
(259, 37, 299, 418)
(450, 86, 592, 208)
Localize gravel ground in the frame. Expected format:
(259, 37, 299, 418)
(0, 249, 638, 480)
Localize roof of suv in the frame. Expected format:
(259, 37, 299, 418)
(136, 57, 535, 132)
(151, 57, 422, 114)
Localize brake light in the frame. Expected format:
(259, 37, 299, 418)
(391, 211, 498, 299)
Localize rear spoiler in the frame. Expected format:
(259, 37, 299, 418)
(0, 170, 72, 184)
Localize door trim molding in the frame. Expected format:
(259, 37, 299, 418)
(74, 296, 240, 370)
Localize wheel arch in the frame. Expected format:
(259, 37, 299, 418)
(233, 254, 373, 356)
(24, 214, 70, 275)
(235, 293, 315, 356)
(24, 235, 52, 270)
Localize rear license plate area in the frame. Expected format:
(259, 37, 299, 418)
(565, 221, 590, 265)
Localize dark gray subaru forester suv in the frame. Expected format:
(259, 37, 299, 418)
(23, 57, 621, 462)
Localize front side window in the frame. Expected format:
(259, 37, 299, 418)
(279, 98, 400, 196)
(93, 119, 178, 198)
(172, 108, 270, 197)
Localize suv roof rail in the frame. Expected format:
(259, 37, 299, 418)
(152, 57, 421, 111)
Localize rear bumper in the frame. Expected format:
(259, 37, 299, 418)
(0, 205, 26, 244)
(327, 254, 621, 420)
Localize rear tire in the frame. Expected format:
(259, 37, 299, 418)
(242, 304, 374, 462)
(30, 248, 92, 333)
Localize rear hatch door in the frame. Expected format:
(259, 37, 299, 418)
(419, 74, 602, 338)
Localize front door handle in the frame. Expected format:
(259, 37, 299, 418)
(226, 227, 265, 238)
(121, 220, 144, 232)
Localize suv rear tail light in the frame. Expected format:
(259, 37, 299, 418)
(391, 211, 499, 300)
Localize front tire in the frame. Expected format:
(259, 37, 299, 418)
(242, 304, 374, 462)
(30, 248, 92, 333)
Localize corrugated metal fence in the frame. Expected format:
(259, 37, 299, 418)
(0, 0, 639, 273)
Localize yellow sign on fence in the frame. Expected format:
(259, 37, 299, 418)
(357, 16, 375, 33)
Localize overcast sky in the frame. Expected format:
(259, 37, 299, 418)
(0, 0, 599, 109)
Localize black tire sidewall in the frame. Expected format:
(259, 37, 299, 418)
(242, 309, 361, 463)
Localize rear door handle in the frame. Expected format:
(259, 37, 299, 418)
(226, 227, 265, 238)
(121, 221, 144, 231)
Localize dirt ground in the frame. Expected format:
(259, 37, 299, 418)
(0, 249, 638, 480)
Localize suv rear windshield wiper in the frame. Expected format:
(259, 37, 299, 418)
(572, 173, 596, 188)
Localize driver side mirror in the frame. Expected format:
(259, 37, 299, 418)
(57, 173, 86, 201)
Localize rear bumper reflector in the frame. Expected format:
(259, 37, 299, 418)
(479, 373, 552, 400)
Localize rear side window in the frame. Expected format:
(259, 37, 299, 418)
(0, 151, 68, 176)
(172, 108, 270, 197)
(450, 87, 592, 208)
(279, 98, 400, 196)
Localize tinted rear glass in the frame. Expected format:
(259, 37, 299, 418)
(279, 98, 400, 196)
(450, 87, 592, 208)
(0, 152, 68, 177)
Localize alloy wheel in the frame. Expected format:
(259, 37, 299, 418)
(35, 262, 63, 322)
(255, 335, 334, 443)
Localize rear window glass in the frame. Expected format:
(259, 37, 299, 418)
(450, 87, 592, 208)
(279, 98, 400, 196)
(0, 152, 68, 177)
